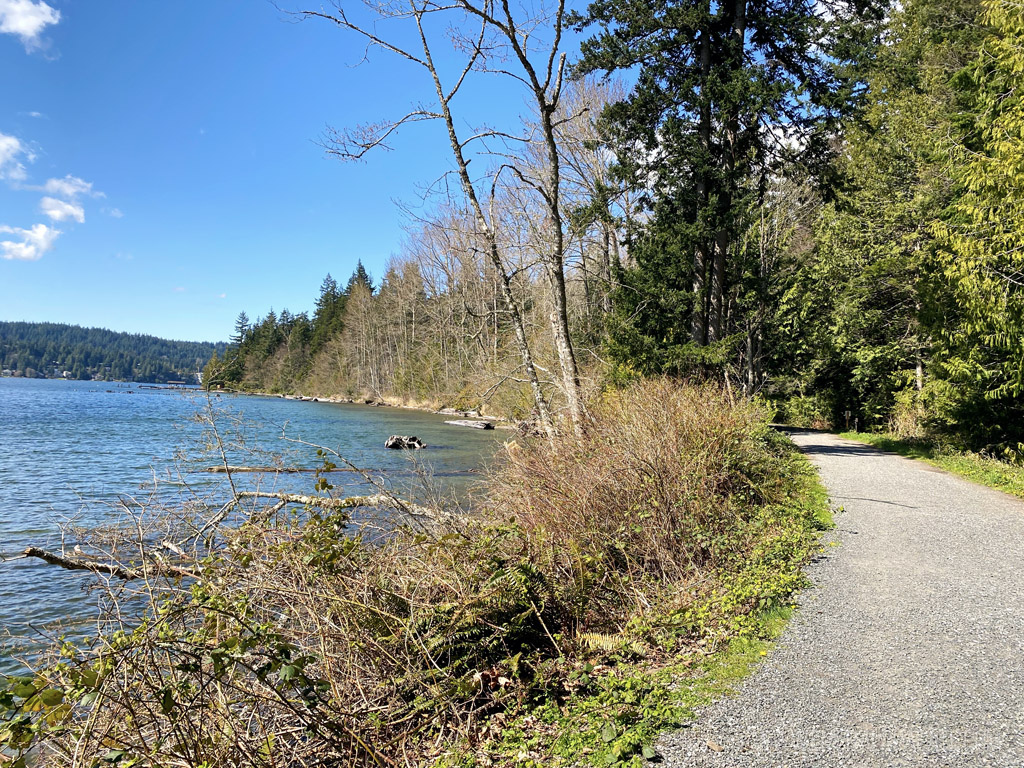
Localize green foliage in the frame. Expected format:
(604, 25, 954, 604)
(933, 0, 1024, 438)
(0, 672, 71, 767)
(769, 0, 1024, 450)
(792, 0, 984, 428)
(310, 274, 346, 355)
(344, 260, 374, 295)
(574, 0, 881, 376)
(772, 393, 834, 430)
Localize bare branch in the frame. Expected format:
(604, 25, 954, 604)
(298, 8, 428, 67)
(17, 546, 200, 581)
(322, 109, 442, 161)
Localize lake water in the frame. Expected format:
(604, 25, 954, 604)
(0, 378, 505, 670)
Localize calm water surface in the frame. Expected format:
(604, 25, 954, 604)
(0, 378, 504, 669)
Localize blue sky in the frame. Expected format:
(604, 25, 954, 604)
(0, 1, 585, 342)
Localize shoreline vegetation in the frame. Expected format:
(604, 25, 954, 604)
(216, 387, 519, 431)
(839, 432, 1024, 500)
(1, 380, 832, 767)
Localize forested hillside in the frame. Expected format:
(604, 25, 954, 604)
(210, 0, 1024, 452)
(0, 321, 227, 383)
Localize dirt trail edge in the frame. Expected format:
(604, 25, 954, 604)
(659, 430, 1024, 767)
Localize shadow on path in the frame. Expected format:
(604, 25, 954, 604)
(831, 495, 919, 509)
(789, 441, 881, 458)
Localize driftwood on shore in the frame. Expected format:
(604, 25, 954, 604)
(437, 407, 482, 417)
(444, 420, 495, 430)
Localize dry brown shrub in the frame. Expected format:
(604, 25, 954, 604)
(489, 379, 787, 582)
(4, 380, 794, 768)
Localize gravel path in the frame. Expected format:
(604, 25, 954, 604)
(659, 430, 1024, 767)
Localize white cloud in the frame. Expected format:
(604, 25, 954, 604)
(0, 132, 32, 182)
(40, 195, 85, 223)
(42, 174, 102, 200)
(0, 222, 60, 261)
(173, 286, 185, 293)
(218, 293, 227, 299)
(0, 0, 60, 51)
(28, 110, 43, 118)
(0, 139, 103, 263)
(106, 207, 123, 218)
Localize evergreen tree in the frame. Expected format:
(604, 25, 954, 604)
(574, 0, 883, 371)
(311, 274, 345, 355)
(935, 0, 1024, 444)
(231, 311, 251, 347)
(346, 261, 374, 295)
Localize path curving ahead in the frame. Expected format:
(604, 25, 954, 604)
(659, 430, 1024, 768)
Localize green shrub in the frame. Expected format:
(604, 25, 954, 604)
(773, 393, 833, 429)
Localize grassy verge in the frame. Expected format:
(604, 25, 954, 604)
(4, 381, 834, 768)
(443, 454, 831, 767)
(839, 431, 1024, 499)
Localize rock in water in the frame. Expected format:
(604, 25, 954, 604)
(385, 435, 426, 450)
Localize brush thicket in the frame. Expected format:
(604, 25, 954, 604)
(9, 379, 803, 768)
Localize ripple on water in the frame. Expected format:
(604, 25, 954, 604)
(0, 379, 504, 671)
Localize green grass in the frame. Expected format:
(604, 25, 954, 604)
(440, 452, 835, 768)
(839, 431, 1024, 499)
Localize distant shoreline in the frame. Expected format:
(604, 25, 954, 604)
(216, 388, 516, 429)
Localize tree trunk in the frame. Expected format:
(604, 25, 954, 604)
(544, 254, 586, 436)
(580, 238, 595, 333)
(744, 325, 757, 394)
(709, 229, 728, 342)
(692, 244, 709, 345)
(601, 223, 614, 314)
(537, 73, 587, 436)
(692, 11, 713, 346)
(418, 17, 556, 437)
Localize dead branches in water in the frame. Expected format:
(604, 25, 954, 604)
(1, 399, 471, 766)
(230, 490, 456, 525)
(15, 546, 200, 581)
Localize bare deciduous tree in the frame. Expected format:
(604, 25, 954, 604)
(297, 0, 589, 434)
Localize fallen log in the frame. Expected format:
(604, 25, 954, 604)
(444, 420, 494, 430)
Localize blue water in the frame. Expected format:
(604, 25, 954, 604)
(0, 378, 504, 668)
